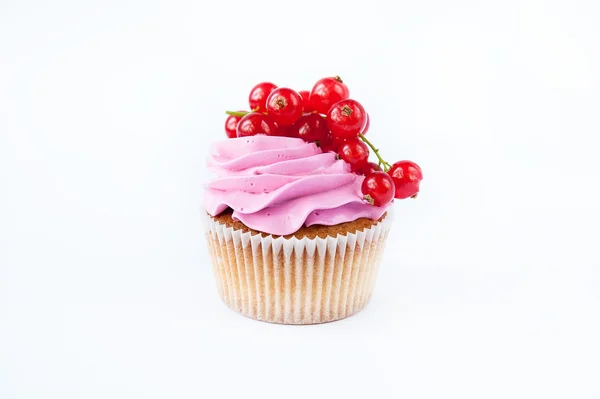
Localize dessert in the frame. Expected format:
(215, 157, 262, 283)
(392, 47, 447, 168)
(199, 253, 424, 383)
(203, 76, 423, 324)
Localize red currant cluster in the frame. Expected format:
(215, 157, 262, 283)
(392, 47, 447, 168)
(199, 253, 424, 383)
(224, 76, 423, 206)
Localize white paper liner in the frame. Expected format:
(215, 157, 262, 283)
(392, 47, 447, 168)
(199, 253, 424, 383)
(203, 211, 392, 324)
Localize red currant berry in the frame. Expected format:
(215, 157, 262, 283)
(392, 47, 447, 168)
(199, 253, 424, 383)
(338, 138, 369, 171)
(361, 113, 370, 135)
(248, 82, 277, 113)
(225, 114, 242, 138)
(387, 160, 423, 199)
(299, 90, 314, 113)
(359, 161, 382, 175)
(287, 113, 328, 143)
(319, 130, 346, 153)
(278, 125, 295, 138)
(362, 172, 395, 206)
(327, 99, 368, 140)
(309, 76, 350, 115)
(236, 112, 279, 137)
(265, 88, 304, 127)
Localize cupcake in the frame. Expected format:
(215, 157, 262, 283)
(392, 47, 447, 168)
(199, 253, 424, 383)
(204, 76, 423, 324)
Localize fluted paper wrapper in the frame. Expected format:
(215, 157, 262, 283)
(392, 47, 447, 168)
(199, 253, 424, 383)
(204, 213, 392, 324)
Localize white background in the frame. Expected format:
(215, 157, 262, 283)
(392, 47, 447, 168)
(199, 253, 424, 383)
(1, 0, 599, 398)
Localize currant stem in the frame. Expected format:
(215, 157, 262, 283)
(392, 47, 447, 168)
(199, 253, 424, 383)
(359, 133, 392, 171)
(226, 110, 250, 117)
(226, 107, 262, 117)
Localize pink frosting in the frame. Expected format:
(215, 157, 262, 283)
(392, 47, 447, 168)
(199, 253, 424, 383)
(203, 135, 390, 235)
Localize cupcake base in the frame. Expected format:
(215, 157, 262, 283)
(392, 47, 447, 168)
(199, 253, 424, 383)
(204, 211, 391, 325)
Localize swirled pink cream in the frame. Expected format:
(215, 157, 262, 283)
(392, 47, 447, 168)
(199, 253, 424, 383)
(204, 135, 390, 235)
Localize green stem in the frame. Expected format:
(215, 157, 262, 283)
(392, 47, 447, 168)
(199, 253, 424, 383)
(359, 133, 392, 171)
(226, 110, 250, 117)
